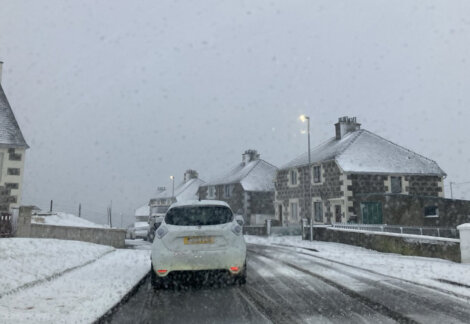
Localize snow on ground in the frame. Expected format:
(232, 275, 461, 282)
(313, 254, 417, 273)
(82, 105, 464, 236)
(0, 238, 113, 296)
(245, 235, 470, 298)
(32, 212, 108, 228)
(0, 249, 150, 324)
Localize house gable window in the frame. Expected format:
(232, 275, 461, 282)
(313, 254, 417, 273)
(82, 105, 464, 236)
(314, 201, 323, 222)
(224, 184, 233, 198)
(288, 169, 299, 187)
(312, 165, 322, 184)
(207, 186, 216, 199)
(391, 176, 402, 193)
(7, 168, 20, 176)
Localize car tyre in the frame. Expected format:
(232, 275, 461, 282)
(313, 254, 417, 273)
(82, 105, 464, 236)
(151, 263, 165, 290)
(234, 261, 247, 285)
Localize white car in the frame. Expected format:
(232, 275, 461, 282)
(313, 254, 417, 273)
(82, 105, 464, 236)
(150, 200, 246, 288)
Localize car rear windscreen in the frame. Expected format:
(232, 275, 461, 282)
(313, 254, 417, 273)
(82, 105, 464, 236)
(165, 206, 233, 226)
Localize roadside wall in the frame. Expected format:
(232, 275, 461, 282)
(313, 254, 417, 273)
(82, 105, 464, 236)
(29, 224, 126, 248)
(309, 227, 461, 262)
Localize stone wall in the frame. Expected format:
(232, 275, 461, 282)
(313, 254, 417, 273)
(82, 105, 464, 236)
(16, 206, 126, 248)
(250, 191, 275, 215)
(28, 224, 126, 248)
(310, 226, 461, 262)
(354, 193, 470, 227)
(275, 161, 343, 223)
(408, 175, 442, 197)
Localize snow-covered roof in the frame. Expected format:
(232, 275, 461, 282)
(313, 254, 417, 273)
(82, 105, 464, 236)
(281, 129, 446, 176)
(169, 200, 230, 209)
(203, 159, 278, 191)
(0, 84, 29, 148)
(153, 178, 206, 202)
(134, 205, 149, 217)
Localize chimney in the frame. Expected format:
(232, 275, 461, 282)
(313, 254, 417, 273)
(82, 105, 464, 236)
(184, 169, 198, 182)
(242, 149, 260, 164)
(335, 116, 361, 140)
(0, 61, 3, 84)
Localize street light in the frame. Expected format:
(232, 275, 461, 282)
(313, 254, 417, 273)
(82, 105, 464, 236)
(170, 176, 175, 199)
(300, 114, 313, 241)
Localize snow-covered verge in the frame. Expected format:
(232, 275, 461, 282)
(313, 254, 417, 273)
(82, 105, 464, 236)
(32, 212, 108, 228)
(0, 249, 150, 324)
(245, 235, 470, 298)
(0, 238, 113, 296)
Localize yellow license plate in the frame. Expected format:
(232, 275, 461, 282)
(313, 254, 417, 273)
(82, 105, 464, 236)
(184, 236, 214, 245)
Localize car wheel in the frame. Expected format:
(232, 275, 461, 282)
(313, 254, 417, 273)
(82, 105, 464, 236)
(151, 263, 165, 290)
(234, 261, 247, 285)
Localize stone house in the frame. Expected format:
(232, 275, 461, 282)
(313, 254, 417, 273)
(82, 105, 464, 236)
(149, 169, 205, 209)
(275, 116, 446, 226)
(198, 150, 278, 225)
(0, 62, 29, 212)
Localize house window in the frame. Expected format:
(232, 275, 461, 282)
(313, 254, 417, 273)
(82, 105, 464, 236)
(207, 186, 216, 199)
(5, 183, 19, 190)
(391, 176, 402, 193)
(424, 206, 439, 218)
(289, 169, 298, 186)
(9, 153, 22, 161)
(224, 185, 233, 198)
(313, 165, 321, 183)
(7, 168, 20, 176)
(290, 202, 299, 220)
(314, 201, 323, 222)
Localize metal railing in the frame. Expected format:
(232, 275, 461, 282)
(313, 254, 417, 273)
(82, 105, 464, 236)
(328, 223, 459, 239)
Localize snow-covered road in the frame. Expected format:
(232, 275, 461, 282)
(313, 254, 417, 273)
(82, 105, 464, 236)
(104, 241, 470, 324)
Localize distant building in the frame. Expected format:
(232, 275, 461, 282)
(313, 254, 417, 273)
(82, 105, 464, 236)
(149, 169, 205, 208)
(134, 204, 150, 222)
(0, 62, 29, 212)
(275, 116, 449, 226)
(198, 150, 278, 225)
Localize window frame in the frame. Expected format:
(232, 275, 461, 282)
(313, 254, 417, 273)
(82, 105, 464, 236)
(207, 186, 216, 199)
(391, 176, 402, 193)
(288, 168, 299, 187)
(312, 165, 322, 184)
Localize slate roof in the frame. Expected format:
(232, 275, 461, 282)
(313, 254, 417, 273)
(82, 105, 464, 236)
(203, 159, 278, 191)
(154, 178, 206, 202)
(281, 129, 446, 176)
(0, 84, 28, 148)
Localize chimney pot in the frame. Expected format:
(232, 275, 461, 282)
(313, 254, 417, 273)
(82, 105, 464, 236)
(184, 169, 198, 182)
(335, 116, 361, 140)
(242, 149, 260, 164)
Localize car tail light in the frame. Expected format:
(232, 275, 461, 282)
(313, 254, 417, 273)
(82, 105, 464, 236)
(230, 266, 239, 272)
(231, 224, 242, 236)
(155, 226, 168, 239)
(157, 269, 167, 274)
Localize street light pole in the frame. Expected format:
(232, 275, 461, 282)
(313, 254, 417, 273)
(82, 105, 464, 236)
(300, 115, 313, 241)
(170, 176, 175, 200)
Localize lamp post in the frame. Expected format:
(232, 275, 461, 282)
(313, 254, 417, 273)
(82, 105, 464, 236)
(300, 114, 313, 241)
(170, 176, 175, 200)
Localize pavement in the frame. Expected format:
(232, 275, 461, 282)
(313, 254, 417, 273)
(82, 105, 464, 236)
(101, 242, 470, 324)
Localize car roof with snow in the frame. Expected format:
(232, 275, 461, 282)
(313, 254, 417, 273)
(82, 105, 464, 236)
(281, 129, 446, 176)
(168, 200, 231, 209)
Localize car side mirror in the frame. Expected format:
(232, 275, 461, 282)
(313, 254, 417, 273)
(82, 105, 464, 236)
(235, 215, 244, 226)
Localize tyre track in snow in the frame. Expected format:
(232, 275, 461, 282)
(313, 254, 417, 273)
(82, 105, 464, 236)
(248, 244, 470, 324)
(271, 242, 470, 302)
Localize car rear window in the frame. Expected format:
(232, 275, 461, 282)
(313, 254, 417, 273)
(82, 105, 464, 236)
(165, 206, 233, 226)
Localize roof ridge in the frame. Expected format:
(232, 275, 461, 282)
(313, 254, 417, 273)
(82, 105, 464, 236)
(240, 159, 262, 180)
(362, 129, 444, 169)
(335, 130, 364, 160)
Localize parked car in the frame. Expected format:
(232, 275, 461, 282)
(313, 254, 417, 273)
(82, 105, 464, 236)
(147, 205, 169, 242)
(150, 200, 246, 288)
(130, 221, 149, 240)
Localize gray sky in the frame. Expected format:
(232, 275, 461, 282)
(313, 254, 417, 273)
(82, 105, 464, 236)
(1, 0, 469, 225)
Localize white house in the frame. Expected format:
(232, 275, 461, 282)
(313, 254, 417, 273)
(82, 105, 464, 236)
(0, 62, 29, 212)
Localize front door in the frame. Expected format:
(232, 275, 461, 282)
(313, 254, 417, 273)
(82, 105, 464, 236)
(361, 202, 383, 224)
(335, 205, 341, 223)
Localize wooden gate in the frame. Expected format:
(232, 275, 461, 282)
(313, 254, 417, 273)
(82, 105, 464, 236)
(0, 213, 13, 237)
(360, 202, 383, 224)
